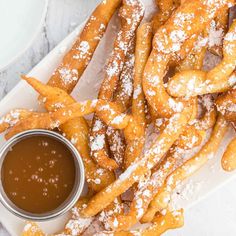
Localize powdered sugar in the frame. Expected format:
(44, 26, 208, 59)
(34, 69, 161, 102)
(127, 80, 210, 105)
(90, 134, 106, 151)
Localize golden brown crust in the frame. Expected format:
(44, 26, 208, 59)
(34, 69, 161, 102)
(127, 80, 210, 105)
(222, 137, 236, 172)
(142, 115, 228, 222)
(167, 20, 236, 98)
(143, 0, 233, 118)
(90, 0, 145, 170)
(46, 0, 122, 94)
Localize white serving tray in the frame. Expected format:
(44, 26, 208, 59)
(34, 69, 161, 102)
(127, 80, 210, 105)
(0, 0, 235, 235)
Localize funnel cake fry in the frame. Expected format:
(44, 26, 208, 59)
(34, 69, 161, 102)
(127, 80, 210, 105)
(22, 222, 44, 236)
(81, 105, 193, 217)
(62, 197, 94, 235)
(46, 0, 122, 94)
(152, 0, 181, 33)
(153, 32, 208, 149)
(96, 23, 152, 170)
(176, 34, 207, 72)
(106, 127, 126, 167)
(96, 100, 131, 129)
(199, 109, 217, 130)
(123, 23, 153, 168)
(113, 40, 135, 111)
(222, 137, 236, 172)
(5, 101, 97, 139)
(142, 115, 228, 222)
(140, 209, 184, 236)
(0, 109, 35, 133)
(60, 119, 116, 192)
(107, 40, 135, 167)
(94, 209, 184, 236)
(208, 7, 229, 57)
(106, 148, 178, 231)
(175, 125, 203, 150)
(90, 0, 145, 171)
(143, 0, 234, 118)
(96, 23, 153, 168)
(167, 20, 236, 98)
(176, 96, 217, 150)
(22, 76, 75, 110)
(216, 86, 236, 121)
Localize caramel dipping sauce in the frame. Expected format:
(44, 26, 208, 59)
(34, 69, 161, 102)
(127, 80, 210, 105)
(0, 130, 84, 220)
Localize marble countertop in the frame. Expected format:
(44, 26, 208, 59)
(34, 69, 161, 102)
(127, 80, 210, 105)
(0, 0, 236, 235)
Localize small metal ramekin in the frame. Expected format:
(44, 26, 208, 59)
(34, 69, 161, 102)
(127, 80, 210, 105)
(0, 129, 85, 221)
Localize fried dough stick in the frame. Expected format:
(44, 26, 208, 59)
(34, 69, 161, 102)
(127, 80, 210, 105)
(62, 197, 94, 235)
(170, 34, 209, 148)
(81, 105, 194, 217)
(10, 76, 115, 193)
(107, 41, 135, 167)
(47, 0, 122, 94)
(142, 115, 228, 222)
(176, 33, 207, 72)
(167, 20, 236, 98)
(143, 0, 234, 118)
(96, 22, 152, 168)
(207, 7, 229, 57)
(124, 23, 153, 168)
(152, 0, 180, 33)
(0, 109, 36, 133)
(22, 222, 44, 236)
(139, 209, 184, 236)
(5, 108, 99, 140)
(100, 101, 212, 230)
(216, 85, 236, 121)
(106, 147, 180, 230)
(90, 0, 144, 171)
(154, 98, 216, 151)
(222, 137, 236, 172)
(151, 1, 209, 151)
(144, 0, 180, 121)
(94, 209, 184, 236)
(175, 95, 217, 149)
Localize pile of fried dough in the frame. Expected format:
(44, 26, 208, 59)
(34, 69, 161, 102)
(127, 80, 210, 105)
(1, 0, 236, 235)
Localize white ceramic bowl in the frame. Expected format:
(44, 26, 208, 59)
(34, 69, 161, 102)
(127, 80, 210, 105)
(0, 0, 48, 71)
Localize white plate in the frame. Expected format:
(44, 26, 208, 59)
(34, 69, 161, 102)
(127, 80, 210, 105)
(0, 0, 236, 235)
(0, 0, 48, 71)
